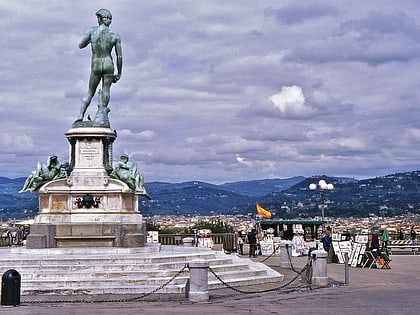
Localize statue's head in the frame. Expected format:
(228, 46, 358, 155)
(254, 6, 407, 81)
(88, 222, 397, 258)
(120, 154, 129, 161)
(96, 9, 112, 24)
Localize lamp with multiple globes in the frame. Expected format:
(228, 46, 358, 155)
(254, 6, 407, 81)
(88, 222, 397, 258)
(309, 179, 334, 225)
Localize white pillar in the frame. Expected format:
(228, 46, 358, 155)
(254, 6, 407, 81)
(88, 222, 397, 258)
(188, 259, 209, 302)
(279, 240, 292, 269)
(311, 249, 328, 286)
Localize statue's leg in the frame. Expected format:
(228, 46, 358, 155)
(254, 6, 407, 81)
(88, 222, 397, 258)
(76, 73, 101, 121)
(101, 75, 114, 107)
(77, 96, 92, 121)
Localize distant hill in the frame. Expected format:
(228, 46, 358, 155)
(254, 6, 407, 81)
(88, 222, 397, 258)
(220, 177, 305, 197)
(1, 171, 419, 220)
(0, 177, 15, 184)
(0, 177, 38, 220)
(141, 182, 251, 216)
(254, 171, 420, 218)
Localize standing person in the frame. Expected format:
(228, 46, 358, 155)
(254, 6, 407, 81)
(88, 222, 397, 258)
(399, 230, 405, 240)
(237, 232, 244, 255)
(6, 229, 12, 247)
(381, 228, 390, 250)
(322, 226, 334, 263)
(410, 226, 417, 245)
(292, 232, 305, 257)
(321, 227, 332, 253)
(247, 228, 257, 258)
(76, 8, 122, 122)
(370, 229, 381, 258)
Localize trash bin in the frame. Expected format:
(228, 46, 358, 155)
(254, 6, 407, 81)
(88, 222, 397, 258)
(1, 269, 21, 306)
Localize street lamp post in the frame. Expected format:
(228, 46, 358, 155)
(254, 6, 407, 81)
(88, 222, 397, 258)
(193, 229, 198, 247)
(309, 179, 334, 227)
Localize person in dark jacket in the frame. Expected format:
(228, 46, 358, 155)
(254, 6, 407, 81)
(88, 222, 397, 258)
(247, 229, 257, 258)
(410, 226, 417, 245)
(321, 227, 332, 252)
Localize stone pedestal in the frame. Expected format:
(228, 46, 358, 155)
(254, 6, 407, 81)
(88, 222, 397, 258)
(26, 127, 146, 249)
(311, 249, 328, 286)
(188, 259, 209, 302)
(279, 240, 292, 269)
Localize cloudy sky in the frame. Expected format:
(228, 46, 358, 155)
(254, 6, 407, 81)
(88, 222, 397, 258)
(1, 0, 419, 184)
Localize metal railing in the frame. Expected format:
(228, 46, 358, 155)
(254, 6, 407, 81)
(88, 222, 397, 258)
(157, 233, 229, 246)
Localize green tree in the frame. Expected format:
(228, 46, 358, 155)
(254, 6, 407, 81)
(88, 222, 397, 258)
(146, 221, 160, 231)
(158, 227, 186, 234)
(188, 219, 234, 233)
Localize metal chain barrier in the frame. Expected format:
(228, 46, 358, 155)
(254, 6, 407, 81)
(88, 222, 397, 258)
(260, 244, 280, 263)
(259, 243, 311, 284)
(22, 264, 189, 304)
(285, 243, 303, 274)
(305, 255, 314, 285)
(208, 262, 310, 295)
(284, 244, 314, 286)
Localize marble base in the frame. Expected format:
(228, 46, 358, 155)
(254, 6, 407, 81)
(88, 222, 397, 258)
(26, 126, 147, 249)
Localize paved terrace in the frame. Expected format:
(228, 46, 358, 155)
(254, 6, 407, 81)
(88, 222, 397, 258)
(0, 250, 418, 315)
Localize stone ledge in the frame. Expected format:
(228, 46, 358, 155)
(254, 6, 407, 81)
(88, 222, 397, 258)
(54, 236, 116, 240)
(55, 235, 116, 248)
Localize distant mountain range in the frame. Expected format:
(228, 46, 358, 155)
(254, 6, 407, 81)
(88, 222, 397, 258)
(0, 171, 419, 220)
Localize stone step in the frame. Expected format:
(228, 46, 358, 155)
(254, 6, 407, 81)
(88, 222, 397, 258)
(22, 284, 188, 295)
(0, 247, 284, 296)
(21, 274, 284, 295)
(1, 253, 218, 265)
(208, 274, 284, 289)
(0, 257, 235, 272)
(13, 262, 252, 280)
(147, 269, 269, 285)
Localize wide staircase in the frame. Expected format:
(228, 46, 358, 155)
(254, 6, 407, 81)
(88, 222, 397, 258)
(0, 246, 283, 296)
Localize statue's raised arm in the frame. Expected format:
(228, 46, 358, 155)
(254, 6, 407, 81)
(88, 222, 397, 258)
(75, 8, 122, 123)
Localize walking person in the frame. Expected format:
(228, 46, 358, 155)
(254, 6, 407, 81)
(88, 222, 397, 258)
(247, 228, 257, 258)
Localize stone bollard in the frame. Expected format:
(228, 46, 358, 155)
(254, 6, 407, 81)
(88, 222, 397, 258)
(311, 249, 328, 286)
(183, 237, 194, 247)
(188, 259, 209, 302)
(279, 240, 292, 269)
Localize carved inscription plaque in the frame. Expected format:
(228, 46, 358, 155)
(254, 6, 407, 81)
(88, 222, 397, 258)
(78, 139, 102, 167)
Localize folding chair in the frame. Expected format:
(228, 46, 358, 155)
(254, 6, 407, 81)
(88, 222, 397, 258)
(380, 252, 391, 269)
(362, 251, 376, 269)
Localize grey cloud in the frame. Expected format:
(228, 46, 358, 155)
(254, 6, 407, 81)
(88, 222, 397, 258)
(286, 10, 420, 65)
(266, 3, 339, 25)
(340, 11, 420, 38)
